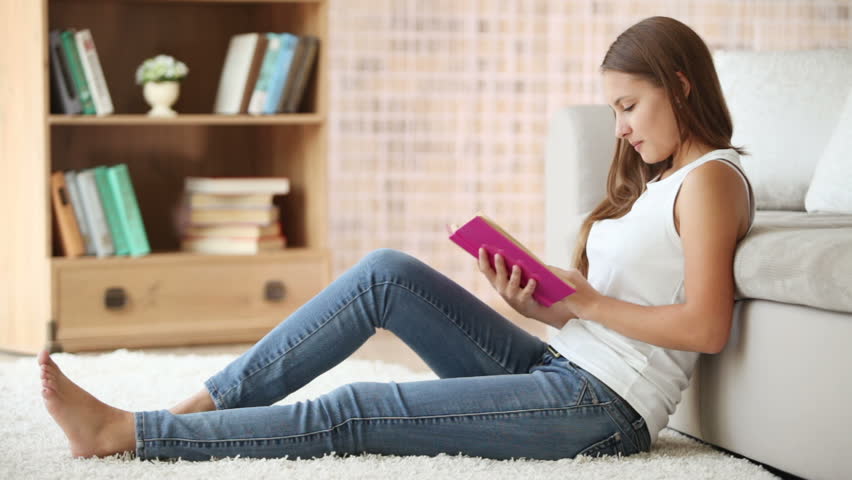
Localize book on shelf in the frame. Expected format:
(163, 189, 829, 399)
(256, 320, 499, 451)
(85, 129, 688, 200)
(188, 205, 279, 225)
(448, 214, 577, 308)
(214, 32, 264, 115)
(187, 192, 274, 208)
(74, 28, 114, 116)
(184, 176, 290, 195)
(93, 166, 130, 255)
(64, 171, 95, 256)
(248, 33, 285, 115)
(53, 164, 150, 258)
(75, 169, 116, 257)
(49, 28, 112, 115)
(280, 36, 319, 113)
(263, 33, 298, 114)
(59, 30, 96, 115)
(178, 176, 290, 255)
(181, 234, 287, 255)
(50, 171, 86, 258)
(49, 30, 82, 115)
(216, 31, 319, 116)
(105, 164, 150, 256)
(185, 222, 281, 239)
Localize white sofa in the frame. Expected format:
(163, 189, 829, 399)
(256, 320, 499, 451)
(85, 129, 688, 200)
(544, 49, 852, 480)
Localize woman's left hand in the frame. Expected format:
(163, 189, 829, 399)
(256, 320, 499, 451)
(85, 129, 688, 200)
(548, 265, 602, 320)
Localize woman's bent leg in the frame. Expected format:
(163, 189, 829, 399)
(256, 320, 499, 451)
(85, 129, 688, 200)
(137, 358, 651, 461)
(204, 249, 549, 410)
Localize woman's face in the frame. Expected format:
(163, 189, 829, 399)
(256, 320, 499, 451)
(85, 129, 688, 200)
(602, 70, 681, 166)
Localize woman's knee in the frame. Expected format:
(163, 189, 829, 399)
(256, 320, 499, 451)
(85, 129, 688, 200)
(359, 248, 421, 277)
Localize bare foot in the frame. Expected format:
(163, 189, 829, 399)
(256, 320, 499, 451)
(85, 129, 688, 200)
(38, 350, 136, 458)
(168, 388, 217, 415)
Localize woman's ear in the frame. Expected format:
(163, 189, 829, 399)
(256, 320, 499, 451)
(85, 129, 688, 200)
(676, 71, 691, 98)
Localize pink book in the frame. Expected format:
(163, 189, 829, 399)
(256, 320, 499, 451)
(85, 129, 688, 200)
(448, 214, 577, 308)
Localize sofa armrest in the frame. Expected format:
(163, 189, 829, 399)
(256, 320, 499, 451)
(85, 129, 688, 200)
(544, 105, 616, 269)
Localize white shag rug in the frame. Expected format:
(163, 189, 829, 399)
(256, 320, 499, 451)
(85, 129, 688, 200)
(0, 350, 779, 480)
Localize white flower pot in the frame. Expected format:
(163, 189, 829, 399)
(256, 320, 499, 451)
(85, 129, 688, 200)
(143, 81, 180, 117)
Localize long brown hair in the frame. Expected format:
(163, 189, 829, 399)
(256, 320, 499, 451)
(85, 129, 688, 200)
(571, 16, 746, 277)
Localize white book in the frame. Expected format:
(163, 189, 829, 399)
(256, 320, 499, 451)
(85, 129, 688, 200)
(182, 236, 285, 255)
(76, 169, 115, 258)
(213, 33, 261, 114)
(185, 176, 290, 195)
(74, 29, 114, 116)
(64, 171, 95, 255)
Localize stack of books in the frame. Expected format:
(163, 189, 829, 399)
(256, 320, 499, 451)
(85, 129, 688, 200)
(49, 28, 113, 115)
(179, 177, 290, 255)
(51, 164, 149, 258)
(213, 32, 319, 115)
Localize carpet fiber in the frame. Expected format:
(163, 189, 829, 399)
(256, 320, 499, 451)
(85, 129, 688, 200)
(1, 350, 778, 479)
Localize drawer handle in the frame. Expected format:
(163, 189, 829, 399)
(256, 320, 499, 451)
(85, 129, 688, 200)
(104, 287, 127, 310)
(265, 280, 286, 302)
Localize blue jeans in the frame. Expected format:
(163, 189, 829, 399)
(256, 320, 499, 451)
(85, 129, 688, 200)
(135, 249, 651, 461)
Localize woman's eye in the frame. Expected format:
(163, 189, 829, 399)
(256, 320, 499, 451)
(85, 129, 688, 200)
(623, 105, 635, 112)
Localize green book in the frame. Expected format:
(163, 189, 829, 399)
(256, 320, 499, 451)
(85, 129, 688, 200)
(93, 166, 129, 255)
(106, 164, 150, 257)
(60, 29, 96, 115)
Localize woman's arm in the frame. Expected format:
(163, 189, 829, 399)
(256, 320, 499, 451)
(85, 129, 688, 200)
(554, 161, 750, 354)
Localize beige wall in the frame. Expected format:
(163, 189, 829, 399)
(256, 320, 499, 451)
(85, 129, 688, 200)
(328, 0, 852, 324)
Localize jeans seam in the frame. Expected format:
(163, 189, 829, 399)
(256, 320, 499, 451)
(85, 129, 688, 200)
(144, 402, 613, 444)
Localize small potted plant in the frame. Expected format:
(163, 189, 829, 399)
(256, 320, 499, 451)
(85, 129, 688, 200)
(135, 54, 189, 117)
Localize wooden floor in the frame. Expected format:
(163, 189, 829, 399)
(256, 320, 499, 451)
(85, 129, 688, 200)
(0, 305, 551, 374)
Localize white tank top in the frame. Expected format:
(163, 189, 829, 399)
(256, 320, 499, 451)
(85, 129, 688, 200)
(550, 148, 755, 446)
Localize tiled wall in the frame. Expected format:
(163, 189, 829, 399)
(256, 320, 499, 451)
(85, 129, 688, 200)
(328, 0, 851, 319)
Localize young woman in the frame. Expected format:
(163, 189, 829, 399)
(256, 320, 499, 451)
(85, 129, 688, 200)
(38, 16, 754, 462)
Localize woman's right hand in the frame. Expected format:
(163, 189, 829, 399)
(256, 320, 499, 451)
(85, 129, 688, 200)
(476, 247, 575, 329)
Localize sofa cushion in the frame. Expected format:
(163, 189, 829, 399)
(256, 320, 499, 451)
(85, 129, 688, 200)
(713, 49, 852, 211)
(805, 89, 852, 214)
(734, 211, 852, 313)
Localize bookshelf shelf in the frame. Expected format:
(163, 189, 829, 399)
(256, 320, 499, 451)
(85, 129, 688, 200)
(48, 114, 324, 126)
(51, 248, 326, 268)
(0, 0, 330, 354)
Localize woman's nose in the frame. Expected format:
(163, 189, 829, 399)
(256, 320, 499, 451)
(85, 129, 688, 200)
(615, 118, 631, 139)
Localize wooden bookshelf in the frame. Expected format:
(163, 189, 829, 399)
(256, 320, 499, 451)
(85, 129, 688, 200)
(0, 0, 330, 354)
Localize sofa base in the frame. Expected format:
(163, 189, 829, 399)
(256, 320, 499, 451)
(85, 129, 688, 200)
(669, 299, 852, 480)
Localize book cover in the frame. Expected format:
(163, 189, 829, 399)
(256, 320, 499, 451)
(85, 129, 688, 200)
(76, 169, 115, 257)
(64, 171, 95, 255)
(248, 33, 284, 115)
(282, 36, 319, 113)
(93, 166, 130, 255)
(49, 171, 85, 258)
(263, 33, 298, 114)
(74, 29, 114, 116)
(59, 29, 96, 115)
(238, 34, 269, 113)
(213, 32, 261, 114)
(449, 214, 576, 307)
(106, 164, 150, 257)
(49, 30, 82, 114)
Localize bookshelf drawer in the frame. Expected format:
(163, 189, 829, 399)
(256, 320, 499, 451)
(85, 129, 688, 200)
(53, 253, 328, 350)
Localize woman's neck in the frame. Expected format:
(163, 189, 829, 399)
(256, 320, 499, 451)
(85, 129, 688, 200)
(665, 139, 714, 178)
